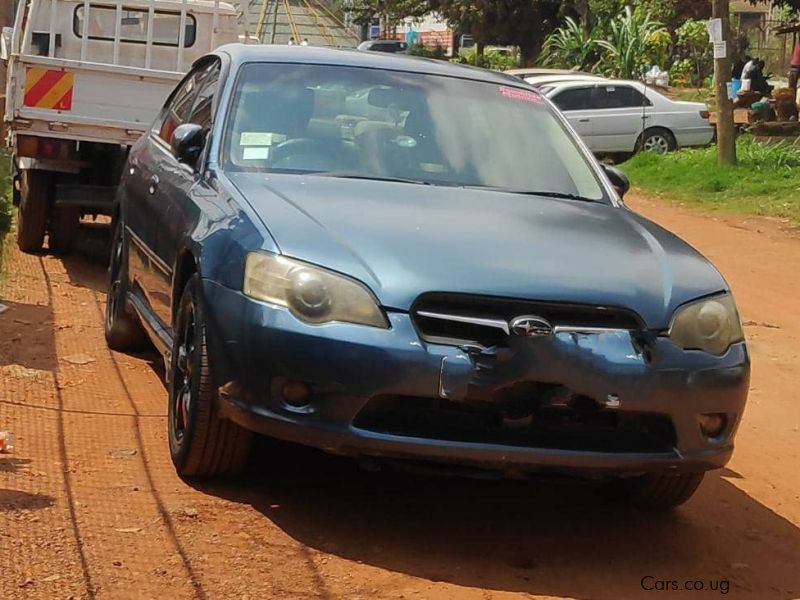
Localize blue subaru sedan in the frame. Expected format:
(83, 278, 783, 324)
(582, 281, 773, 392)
(106, 45, 749, 509)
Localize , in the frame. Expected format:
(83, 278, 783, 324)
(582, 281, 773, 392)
(107, 45, 749, 510)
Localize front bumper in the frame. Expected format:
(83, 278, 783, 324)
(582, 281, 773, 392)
(202, 280, 750, 477)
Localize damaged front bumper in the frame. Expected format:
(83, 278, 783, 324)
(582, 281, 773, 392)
(203, 280, 750, 477)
